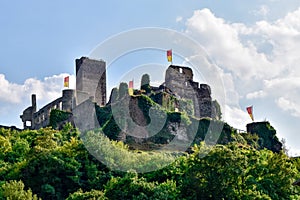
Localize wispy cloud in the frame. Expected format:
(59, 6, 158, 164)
(184, 7, 300, 154)
(0, 73, 75, 104)
(250, 5, 270, 17)
(0, 73, 75, 127)
(176, 16, 183, 23)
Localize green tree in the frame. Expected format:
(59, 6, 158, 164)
(0, 180, 40, 200)
(104, 172, 179, 199)
(67, 189, 106, 200)
(0, 135, 12, 159)
(49, 109, 71, 129)
(179, 143, 299, 199)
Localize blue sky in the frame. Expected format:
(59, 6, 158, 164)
(1, 0, 300, 155)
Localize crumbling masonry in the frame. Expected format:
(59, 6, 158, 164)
(20, 57, 106, 129)
(165, 65, 218, 119)
(21, 57, 218, 129)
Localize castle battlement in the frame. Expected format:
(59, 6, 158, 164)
(20, 57, 106, 130)
(20, 57, 220, 130)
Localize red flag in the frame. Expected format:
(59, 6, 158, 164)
(246, 106, 254, 121)
(64, 76, 69, 88)
(128, 80, 134, 95)
(167, 49, 172, 62)
(129, 80, 133, 88)
(64, 76, 69, 86)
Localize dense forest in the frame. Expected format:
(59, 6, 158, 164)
(0, 123, 300, 199)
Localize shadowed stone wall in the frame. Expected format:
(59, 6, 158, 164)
(246, 121, 282, 153)
(165, 65, 217, 119)
(76, 57, 106, 106)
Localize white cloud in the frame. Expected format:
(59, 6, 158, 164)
(0, 73, 75, 127)
(223, 105, 251, 131)
(220, 72, 240, 107)
(0, 74, 24, 103)
(185, 9, 276, 81)
(251, 5, 270, 17)
(289, 148, 300, 157)
(184, 7, 300, 154)
(252, 8, 300, 70)
(185, 7, 300, 117)
(246, 90, 266, 99)
(246, 76, 300, 118)
(276, 97, 300, 117)
(0, 73, 75, 106)
(176, 16, 183, 23)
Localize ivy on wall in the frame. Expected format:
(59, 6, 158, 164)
(49, 109, 71, 129)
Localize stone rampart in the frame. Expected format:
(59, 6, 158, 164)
(20, 89, 75, 129)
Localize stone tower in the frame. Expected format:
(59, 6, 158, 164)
(76, 57, 106, 106)
(165, 65, 195, 99)
(165, 65, 217, 119)
(62, 89, 76, 112)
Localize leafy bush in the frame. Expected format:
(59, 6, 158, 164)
(247, 122, 282, 152)
(0, 124, 298, 200)
(104, 172, 179, 199)
(82, 129, 176, 173)
(0, 180, 40, 200)
(67, 189, 106, 200)
(49, 109, 72, 129)
(180, 143, 299, 199)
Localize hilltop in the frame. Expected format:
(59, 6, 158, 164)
(0, 67, 296, 199)
(0, 123, 299, 199)
(94, 72, 282, 153)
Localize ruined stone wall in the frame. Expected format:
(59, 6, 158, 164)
(165, 65, 217, 119)
(76, 57, 106, 106)
(20, 89, 75, 129)
(21, 56, 107, 130)
(20, 94, 36, 129)
(32, 97, 63, 129)
(165, 65, 195, 99)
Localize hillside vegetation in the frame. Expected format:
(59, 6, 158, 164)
(1, 79, 298, 199)
(96, 90, 282, 153)
(0, 124, 300, 199)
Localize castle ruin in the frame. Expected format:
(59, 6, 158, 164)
(165, 65, 218, 119)
(20, 90, 75, 129)
(20, 57, 106, 129)
(76, 57, 106, 106)
(20, 57, 219, 130)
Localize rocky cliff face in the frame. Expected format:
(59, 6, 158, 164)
(246, 122, 282, 153)
(98, 92, 283, 153)
(96, 66, 281, 153)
